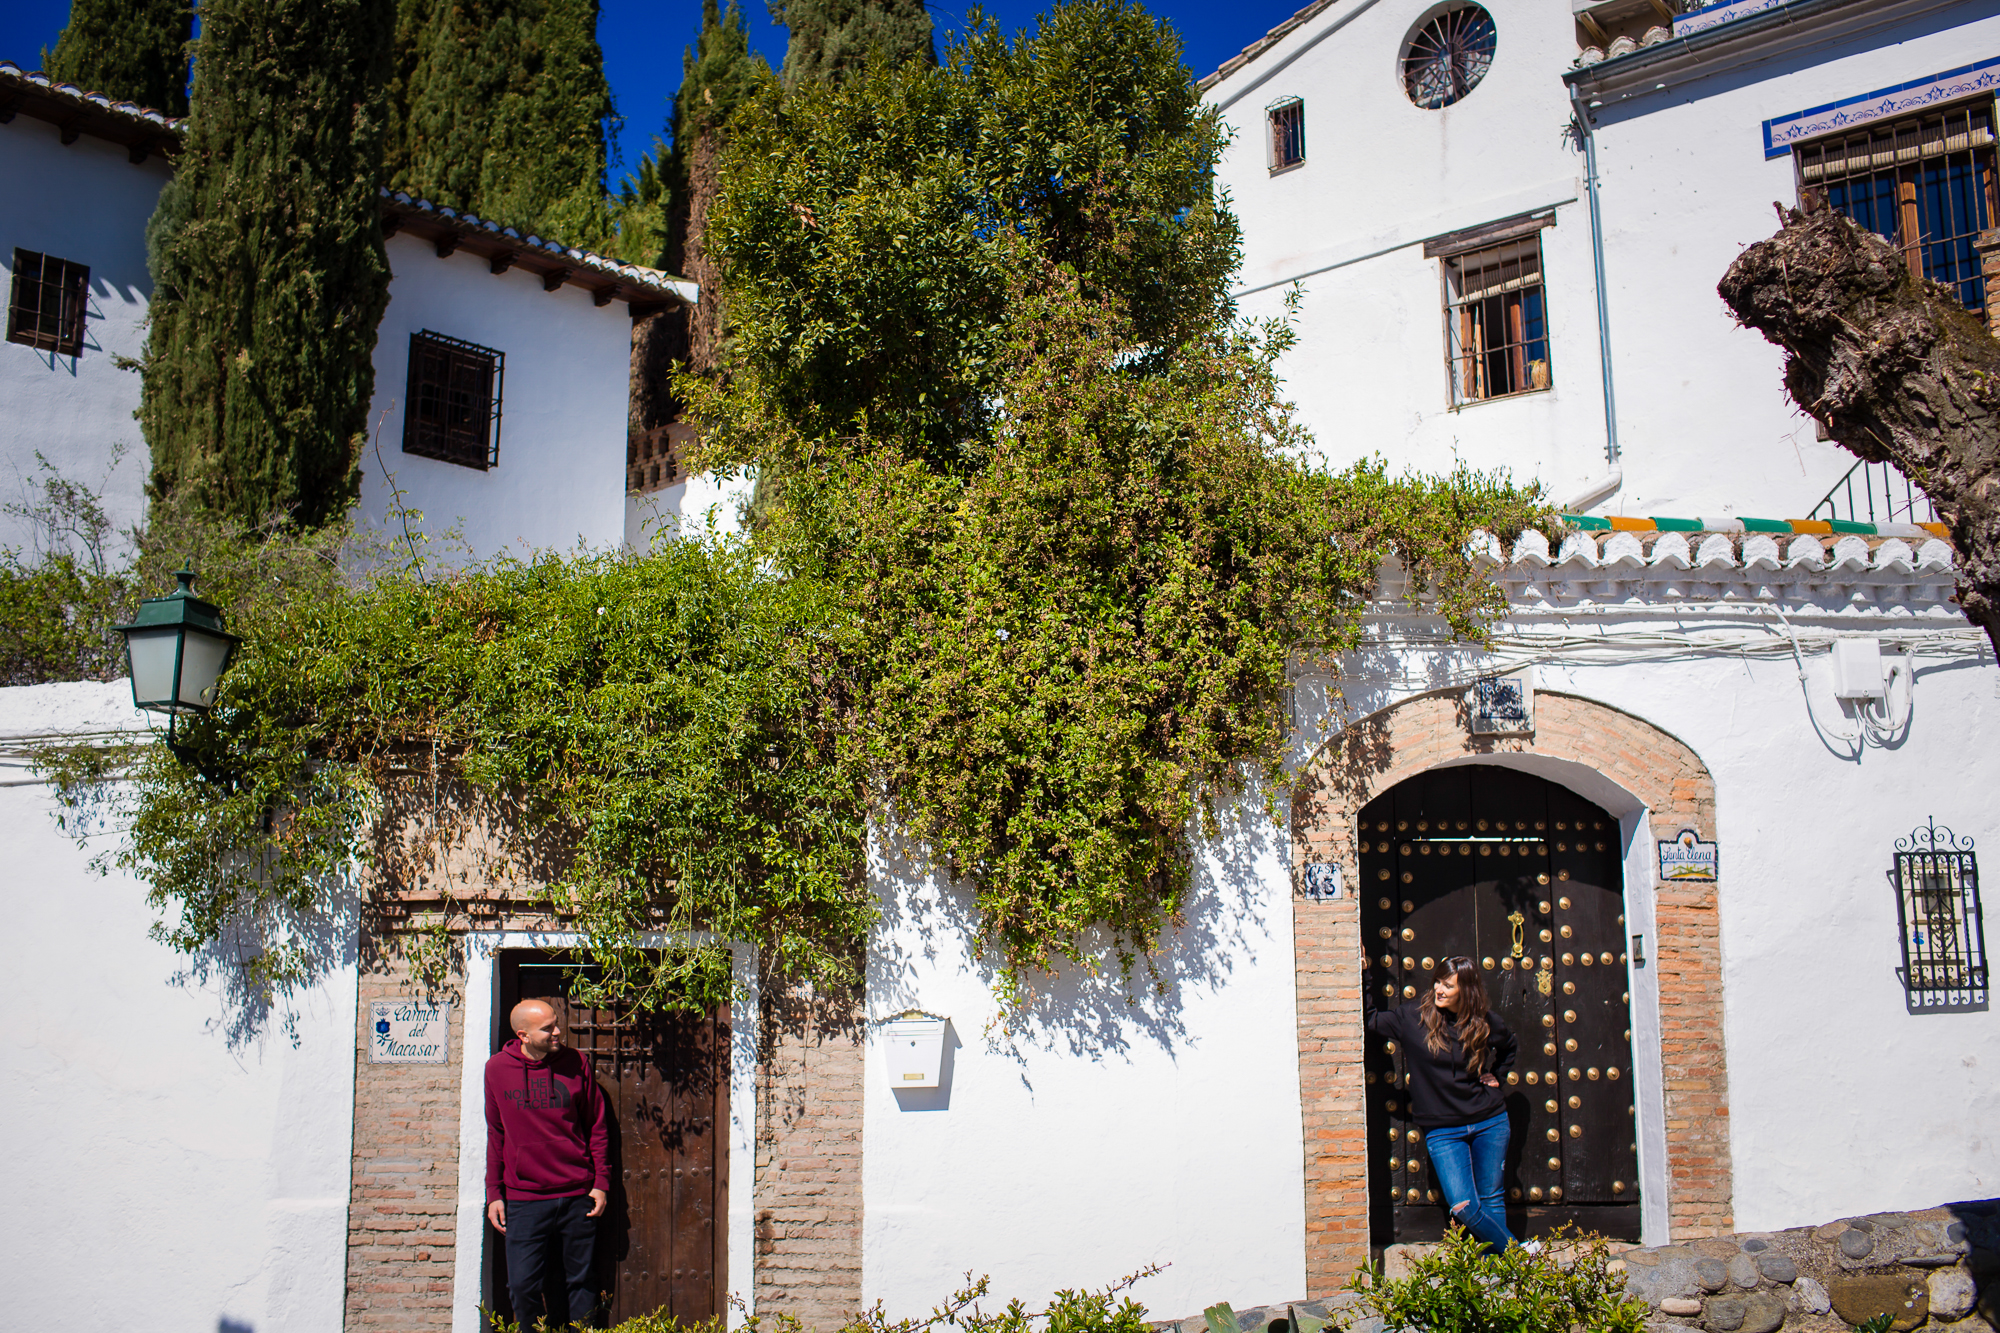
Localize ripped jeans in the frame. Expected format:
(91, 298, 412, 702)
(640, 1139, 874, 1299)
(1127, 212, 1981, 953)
(1423, 1108, 1517, 1251)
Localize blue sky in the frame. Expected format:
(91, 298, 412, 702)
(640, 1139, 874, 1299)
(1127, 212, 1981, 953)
(0, 1, 1300, 186)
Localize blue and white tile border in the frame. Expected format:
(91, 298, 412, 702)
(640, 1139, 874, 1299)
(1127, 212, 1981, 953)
(1762, 56, 2000, 158)
(1673, 0, 1790, 40)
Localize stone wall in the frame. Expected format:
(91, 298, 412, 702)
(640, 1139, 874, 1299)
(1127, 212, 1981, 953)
(1619, 1200, 2000, 1333)
(1289, 689, 1731, 1290)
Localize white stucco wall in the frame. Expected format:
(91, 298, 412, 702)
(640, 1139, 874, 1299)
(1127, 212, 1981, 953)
(0, 120, 167, 557)
(1209, 0, 1614, 502)
(1585, 3, 2000, 518)
(356, 233, 635, 564)
(862, 810, 1309, 1320)
(1208, 0, 2000, 519)
(1, 679, 358, 1333)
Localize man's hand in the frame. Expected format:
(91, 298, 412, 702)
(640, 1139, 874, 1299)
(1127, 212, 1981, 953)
(587, 1189, 607, 1218)
(487, 1199, 507, 1232)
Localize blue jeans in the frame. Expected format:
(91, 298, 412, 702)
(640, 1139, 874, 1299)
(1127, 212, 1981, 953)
(1424, 1109, 1517, 1251)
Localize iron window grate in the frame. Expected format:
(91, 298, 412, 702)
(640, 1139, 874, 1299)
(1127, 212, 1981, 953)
(7, 248, 89, 357)
(1442, 235, 1550, 406)
(1402, 5, 1497, 111)
(1797, 100, 1998, 315)
(403, 329, 504, 471)
(1269, 99, 1305, 172)
(1893, 820, 1987, 1011)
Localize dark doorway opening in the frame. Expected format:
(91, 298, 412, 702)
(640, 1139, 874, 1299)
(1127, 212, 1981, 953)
(486, 951, 727, 1328)
(1360, 764, 1641, 1244)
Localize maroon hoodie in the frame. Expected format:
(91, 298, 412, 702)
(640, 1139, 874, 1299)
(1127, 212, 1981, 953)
(484, 1039, 610, 1202)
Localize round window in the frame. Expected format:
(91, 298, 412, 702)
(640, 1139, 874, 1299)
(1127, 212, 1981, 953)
(1401, 4, 1497, 109)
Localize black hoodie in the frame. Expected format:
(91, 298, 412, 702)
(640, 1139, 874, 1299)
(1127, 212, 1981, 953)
(1364, 987, 1517, 1128)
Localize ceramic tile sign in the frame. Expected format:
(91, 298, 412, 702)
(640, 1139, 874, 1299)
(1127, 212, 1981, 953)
(1657, 829, 1719, 882)
(1298, 862, 1344, 901)
(1467, 667, 1534, 736)
(369, 999, 452, 1064)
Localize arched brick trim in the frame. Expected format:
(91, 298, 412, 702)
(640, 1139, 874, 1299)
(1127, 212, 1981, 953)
(1288, 690, 1728, 1289)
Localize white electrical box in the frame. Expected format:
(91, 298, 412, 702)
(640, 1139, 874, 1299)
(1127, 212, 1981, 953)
(1831, 639, 1886, 700)
(882, 1016, 947, 1089)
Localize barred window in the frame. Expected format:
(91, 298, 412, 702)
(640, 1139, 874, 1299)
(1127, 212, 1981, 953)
(1797, 100, 1998, 315)
(1269, 99, 1305, 172)
(1442, 235, 1550, 406)
(7, 249, 90, 357)
(403, 330, 503, 471)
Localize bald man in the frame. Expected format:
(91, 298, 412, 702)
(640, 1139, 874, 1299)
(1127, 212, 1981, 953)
(484, 998, 610, 1328)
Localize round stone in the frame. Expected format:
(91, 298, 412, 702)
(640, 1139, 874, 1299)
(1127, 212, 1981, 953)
(1697, 1258, 1730, 1292)
(1755, 1253, 1797, 1284)
(1705, 1294, 1748, 1332)
(1947, 1222, 1969, 1244)
(1742, 1238, 1769, 1253)
(1788, 1277, 1830, 1316)
(1661, 1297, 1705, 1317)
(1927, 1268, 1977, 1321)
(1728, 1254, 1761, 1289)
(1740, 1290, 1787, 1333)
(1839, 1228, 1876, 1260)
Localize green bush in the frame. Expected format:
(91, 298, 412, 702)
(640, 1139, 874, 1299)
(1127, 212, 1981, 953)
(1344, 1227, 1648, 1333)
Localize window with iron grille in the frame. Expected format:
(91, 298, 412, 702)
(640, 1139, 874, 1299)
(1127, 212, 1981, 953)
(403, 330, 503, 470)
(1269, 99, 1305, 172)
(1796, 99, 1998, 316)
(7, 249, 90, 357)
(1893, 820, 1987, 1013)
(1440, 235, 1550, 406)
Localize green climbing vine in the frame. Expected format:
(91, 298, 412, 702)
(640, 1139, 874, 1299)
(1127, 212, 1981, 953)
(35, 0, 1552, 1014)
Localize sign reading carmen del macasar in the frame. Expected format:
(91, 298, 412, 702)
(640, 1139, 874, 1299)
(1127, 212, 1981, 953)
(369, 1000, 451, 1065)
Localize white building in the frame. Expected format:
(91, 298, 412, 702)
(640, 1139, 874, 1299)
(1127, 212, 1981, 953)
(0, 62, 175, 556)
(9, 6, 2000, 1330)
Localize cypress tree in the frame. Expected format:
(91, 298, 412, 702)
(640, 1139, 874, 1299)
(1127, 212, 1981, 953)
(140, 0, 395, 529)
(629, 0, 768, 431)
(386, 0, 615, 249)
(772, 0, 935, 90)
(42, 0, 193, 117)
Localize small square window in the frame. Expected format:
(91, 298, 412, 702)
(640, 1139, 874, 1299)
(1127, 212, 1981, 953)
(1443, 236, 1550, 406)
(403, 330, 503, 470)
(1269, 99, 1305, 173)
(7, 249, 90, 357)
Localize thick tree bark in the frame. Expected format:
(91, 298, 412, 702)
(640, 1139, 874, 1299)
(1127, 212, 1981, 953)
(1718, 201, 2000, 655)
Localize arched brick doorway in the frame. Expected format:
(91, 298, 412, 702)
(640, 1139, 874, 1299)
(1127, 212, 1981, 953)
(1289, 690, 1729, 1289)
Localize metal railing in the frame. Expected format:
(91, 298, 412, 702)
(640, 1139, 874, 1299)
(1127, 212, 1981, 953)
(1810, 457, 1938, 526)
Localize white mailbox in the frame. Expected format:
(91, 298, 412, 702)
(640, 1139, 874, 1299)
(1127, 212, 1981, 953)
(882, 1015, 947, 1089)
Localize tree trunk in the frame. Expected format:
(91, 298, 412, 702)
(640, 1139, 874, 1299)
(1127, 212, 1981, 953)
(1718, 202, 2000, 655)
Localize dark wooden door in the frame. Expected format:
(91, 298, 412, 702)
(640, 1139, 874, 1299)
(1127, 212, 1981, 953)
(1359, 765, 1639, 1243)
(490, 952, 727, 1328)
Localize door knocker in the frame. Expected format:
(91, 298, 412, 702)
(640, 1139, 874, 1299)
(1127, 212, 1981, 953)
(1507, 910, 1526, 958)
(1537, 967, 1553, 996)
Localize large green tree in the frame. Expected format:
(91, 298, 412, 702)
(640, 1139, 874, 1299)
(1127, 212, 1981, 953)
(771, 0, 935, 89)
(698, 0, 1543, 991)
(42, 0, 192, 116)
(386, 0, 616, 248)
(140, 0, 395, 528)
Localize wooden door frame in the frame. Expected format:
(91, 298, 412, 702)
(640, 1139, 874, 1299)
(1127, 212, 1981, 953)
(449, 931, 757, 1333)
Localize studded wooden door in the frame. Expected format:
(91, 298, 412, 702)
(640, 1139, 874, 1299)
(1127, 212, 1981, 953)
(492, 952, 727, 1327)
(1358, 765, 1640, 1243)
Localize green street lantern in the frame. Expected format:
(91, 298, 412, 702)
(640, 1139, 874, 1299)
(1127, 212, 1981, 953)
(113, 566, 239, 746)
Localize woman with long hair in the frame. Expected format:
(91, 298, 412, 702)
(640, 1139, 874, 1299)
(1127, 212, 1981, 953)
(1365, 954, 1526, 1251)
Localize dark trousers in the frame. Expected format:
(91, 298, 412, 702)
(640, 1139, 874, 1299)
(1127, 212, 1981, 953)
(505, 1194, 598, 1329)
